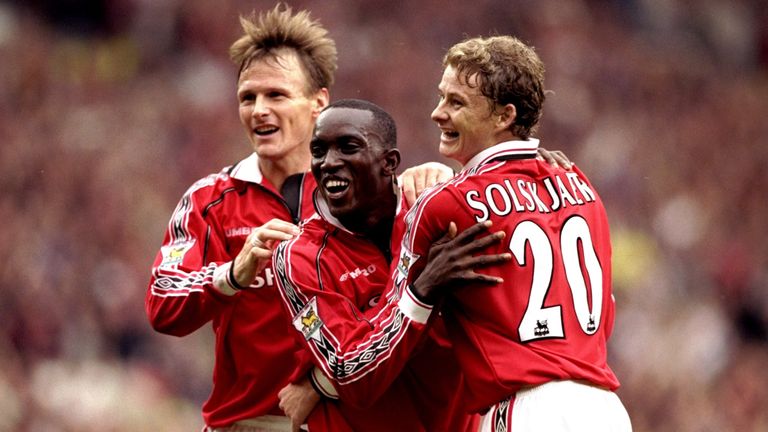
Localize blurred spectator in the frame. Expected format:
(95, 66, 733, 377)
(2, 0, 767, 430)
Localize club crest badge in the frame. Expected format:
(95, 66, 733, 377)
(294, 297, 324, 341)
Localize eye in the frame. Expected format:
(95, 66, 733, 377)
(310, 138, 327, 158)
(238, 92, 255, 103)
(340, 138, 363, 154)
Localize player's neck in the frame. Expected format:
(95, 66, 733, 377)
(351, 199, 397, 262)
(259, 151, 310, 191)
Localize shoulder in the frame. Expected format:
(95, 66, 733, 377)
(179, 165, 240, 200)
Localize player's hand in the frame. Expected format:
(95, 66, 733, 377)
(411, 221, 511, 304)
(232, 218, 300, 287)
(278, 377, 320, 432)
(398, 162, 455, 206)
(537, 147, 573, 170)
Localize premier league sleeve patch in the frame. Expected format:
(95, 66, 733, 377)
(160, 241, 194, 268)
(293, 297, 324, 342)
(395, 247, 420, 287)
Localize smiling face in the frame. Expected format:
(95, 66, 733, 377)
(430, 66, 513, 165)
(310, 106, 399, 229)
(237, 49, 329, 165)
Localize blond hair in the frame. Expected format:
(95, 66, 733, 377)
(229, 4, 337, 93)
(444, 36, 545, 139)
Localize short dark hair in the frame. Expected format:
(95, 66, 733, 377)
(325, 99, 397, 149)
(229, 4, 337, 93)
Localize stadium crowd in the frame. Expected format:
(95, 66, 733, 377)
(1, 0, 767, 430)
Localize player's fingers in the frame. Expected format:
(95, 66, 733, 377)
(399, 174, 418, 207)
(430, 222, 459, 250)
(463, 252, 512, 269)
(457, 230, 505, 255)
(456, 220, 493, 242)
(263, 218, 301, 233)
(550, 150, 573, 169)
(466, 272, 504, 285)
(255, 229, 296, 246)
(536, 147, 557, 168)
(451, 220, 494, 246)
(423, 169, 440, 192)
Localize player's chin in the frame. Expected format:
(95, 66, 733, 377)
(253, 141, 289, 158)
(438, 142, 460, 159)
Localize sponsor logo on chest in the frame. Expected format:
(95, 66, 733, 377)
(339, 264, 377, 282)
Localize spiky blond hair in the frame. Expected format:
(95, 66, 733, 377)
(229, 4, 337, 93)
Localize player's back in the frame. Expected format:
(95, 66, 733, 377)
(418, 158, 620, 412)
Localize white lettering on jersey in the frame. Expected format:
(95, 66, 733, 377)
(465, 173, 596, 221)
(339, 265, 377, 282)
(225, 227, 254, 238)
(249, 268, 275, 289)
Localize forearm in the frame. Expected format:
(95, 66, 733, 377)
(146, 261, 236, 335)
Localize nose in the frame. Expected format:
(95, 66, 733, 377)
(320, 147, 343, 171)
(252, 96, 270, 118)
(431, 102, 446, 123)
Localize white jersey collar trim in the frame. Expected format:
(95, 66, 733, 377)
(461, 138, 540, 173)
(230, 152, 264, 184)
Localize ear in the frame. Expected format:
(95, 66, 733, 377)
(311, 88, 330, 118)
(381, 148, 401, 176)
(496, 103, 516, 131)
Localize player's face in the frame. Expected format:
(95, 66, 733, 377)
(237, 51, 329, 163)
(310, 107, 396, 226)
(431, 66, 501, 165)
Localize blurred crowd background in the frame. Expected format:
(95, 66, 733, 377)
(2, 0, 767, 430)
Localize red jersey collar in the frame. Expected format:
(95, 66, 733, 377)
(461, 138, 540, 173)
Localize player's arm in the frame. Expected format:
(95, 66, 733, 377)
(398, 161, 454, 206)
(410, 220, 510, 304)
(278, 375, 319, 432)
(274, 221, 508, 408)
(146, 183, 297, 336)
(273, 235, 415, 408)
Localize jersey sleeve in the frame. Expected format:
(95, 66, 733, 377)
(145, 177, 240, 336)
(273, 235, 434, 409)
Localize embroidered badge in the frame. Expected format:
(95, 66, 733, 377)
(293, 297, 324, 341)
(160, 241, 194, 268)
(395, 247, 419, 287)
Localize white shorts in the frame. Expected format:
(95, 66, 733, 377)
(478, 380, 632, 432)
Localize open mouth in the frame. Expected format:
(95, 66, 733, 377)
(441, 129, 459, 141)
(323, 178, 350, 198)
(254, 125, 279, 136)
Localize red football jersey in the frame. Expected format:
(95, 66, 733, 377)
(146, 153, 317, 427)
(398, 139, 620, 412)
(273, 192, 477, 431)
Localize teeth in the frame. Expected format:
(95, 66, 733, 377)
(325, 179, 350, 193)
(255, 126, 278, 135)
(442, 130, 459, 140)
(326, 179, 349, 188)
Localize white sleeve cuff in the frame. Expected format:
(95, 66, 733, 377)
(213, 262, 239, 296)
(398, 286, 433, 324)
(310, 366, 339, 399)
